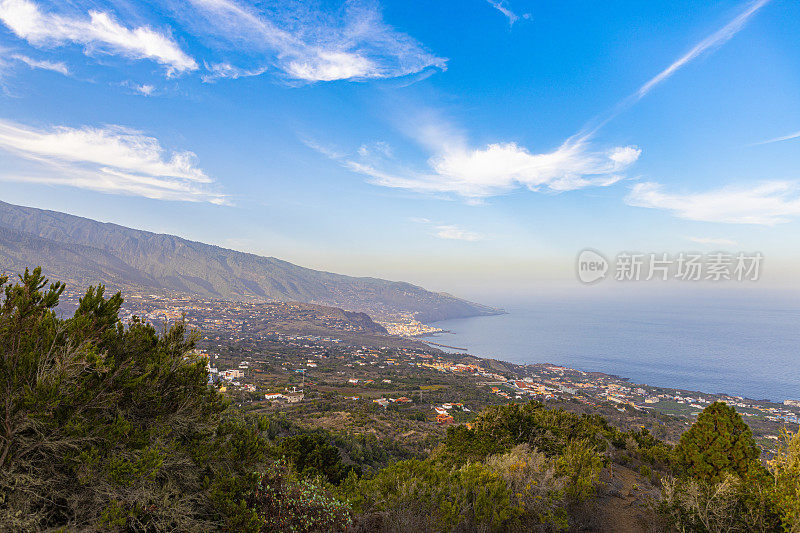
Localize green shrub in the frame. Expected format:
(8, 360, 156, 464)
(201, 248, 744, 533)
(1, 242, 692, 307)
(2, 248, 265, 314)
(674, 402, 762, 483)
(439, 401, 612, 465)
(277, 433, 356, 485)
(769, 429, 800, 531)
(342, 432, 606, 532)
(0, 268, 351, 532)
(658, 473, 780, 533)
(659, 403, 786, 533)
(556, 440, 603, 503)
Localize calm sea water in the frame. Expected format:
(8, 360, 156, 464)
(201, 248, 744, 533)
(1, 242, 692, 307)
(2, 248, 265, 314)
(429, 290, 800, 402)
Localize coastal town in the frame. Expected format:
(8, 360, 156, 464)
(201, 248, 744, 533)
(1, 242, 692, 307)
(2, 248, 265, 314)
(59, 289, 800, 454)
(377, 318, 443, 337)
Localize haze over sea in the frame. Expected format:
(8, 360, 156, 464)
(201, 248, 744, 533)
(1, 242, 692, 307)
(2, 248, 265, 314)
(429, 289, 800, 403)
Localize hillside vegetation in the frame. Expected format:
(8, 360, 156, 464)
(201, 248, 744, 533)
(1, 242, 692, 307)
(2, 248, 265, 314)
(1, 269, 798, 532)
(0, 268, 349, 531)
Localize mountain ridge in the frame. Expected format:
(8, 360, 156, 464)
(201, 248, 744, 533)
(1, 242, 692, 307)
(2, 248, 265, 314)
(0, 201, 501, 322)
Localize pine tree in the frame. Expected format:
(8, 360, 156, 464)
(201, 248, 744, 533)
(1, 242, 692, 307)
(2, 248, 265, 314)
(0, 267, 351, 532)
(674, 401, 761, 483)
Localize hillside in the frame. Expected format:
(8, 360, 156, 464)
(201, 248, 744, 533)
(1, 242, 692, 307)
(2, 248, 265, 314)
(0, 201, 500, 321)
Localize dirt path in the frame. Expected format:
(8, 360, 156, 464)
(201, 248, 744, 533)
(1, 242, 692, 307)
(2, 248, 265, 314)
(591, 465, 662, 532)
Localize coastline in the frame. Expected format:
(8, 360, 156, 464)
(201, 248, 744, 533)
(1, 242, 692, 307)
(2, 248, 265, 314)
(419, 301, 800, 405)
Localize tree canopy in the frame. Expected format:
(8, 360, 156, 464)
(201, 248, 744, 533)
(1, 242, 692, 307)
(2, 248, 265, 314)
(0, 268, 349, 532)
(674, 401, 762, 483)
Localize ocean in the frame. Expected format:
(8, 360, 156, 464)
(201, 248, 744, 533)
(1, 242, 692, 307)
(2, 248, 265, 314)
(428, 289, 800, 403)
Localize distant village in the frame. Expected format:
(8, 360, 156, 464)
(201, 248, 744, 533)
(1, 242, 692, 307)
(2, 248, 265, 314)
(378, 317, 443, 336)
(66, 290, 800, 453)
(194, 333, 800, 453)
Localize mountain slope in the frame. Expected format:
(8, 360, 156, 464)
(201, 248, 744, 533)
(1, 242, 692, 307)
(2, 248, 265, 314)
(0, 201, 500, 321)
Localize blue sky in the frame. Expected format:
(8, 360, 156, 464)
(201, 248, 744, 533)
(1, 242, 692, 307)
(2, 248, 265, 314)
(0, 0, 798, 296)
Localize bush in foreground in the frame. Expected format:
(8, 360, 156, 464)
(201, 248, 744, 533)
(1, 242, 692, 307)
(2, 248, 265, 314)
(770, 429, 800, 532)
(340, 402, 610, 532)
(0, 268, 349, 532)
(659, 402, 783, 533)
(674, 401, 762, 483)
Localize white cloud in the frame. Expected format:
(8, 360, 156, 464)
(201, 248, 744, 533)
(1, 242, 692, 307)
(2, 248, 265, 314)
(1, 0, 442, 84)
(435, 225, 482, 241)
(4, 166, 227, 204)
(751, 130, 800, 146)
(486, 0, 531, 26)
(286, 50, 374, 82)
(184, 0, 446, 82)
(135, 83, 154, 96)
(626, 181, 800, 225)
(374, 141, 393, 157)
(201, 62, 267, 82)
(0, 118, 226, 203)
(409, 217, 481, 241)
(0, 0, 197, 75)
(10, 52, 68, 74)
(688, 236, 739, 246)
(582, 0, 771, 137)
(325, 135, 640, 199)
(0, 120, 209, 181)
(357, 141, 392, 158)
(636, 0, 770, 100)
(120, 80, 157, 96)
(427, 141, 638, 195)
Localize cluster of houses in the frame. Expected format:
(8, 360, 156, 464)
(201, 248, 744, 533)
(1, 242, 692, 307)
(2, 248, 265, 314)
(265, 387, 305, 404)
(372, 396, 413, 408)
(434, 403, 470, 425)
(194, 351, 260, 394)
(379, 320, 443, 337)
(418, 361, 482, 374)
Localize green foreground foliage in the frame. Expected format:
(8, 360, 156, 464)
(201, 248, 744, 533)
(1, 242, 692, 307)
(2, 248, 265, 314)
(659, 402, 798, 533)
(770, 429, 800, 532)
(0, 268, 349, 532)
(674, 401, 762, 483)
(338, 402, 640, 532)
(1, 268, 798, 532)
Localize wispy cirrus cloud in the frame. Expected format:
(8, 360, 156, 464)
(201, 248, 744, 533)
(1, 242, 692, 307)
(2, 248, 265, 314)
(435, 224, 482, 241)
(120, 80, 156, 96)
(201, 62, 267, 82)
(486, 0, 530, 26)
(182, 0, 446, 82)
(751, 130, 800, 146)
(688, 236, 739, 246)
(583, 0, 771, 137)
(409, 217, 482, 241)
(0, 0, 444, 84)
(10, 52, 68, 74)
(470, 0, 768, 196)
(0, 118, 226, 203)
(626, 181, 800, 225)
(635, 0, 770, 101)
(0, 0, 197, 75)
